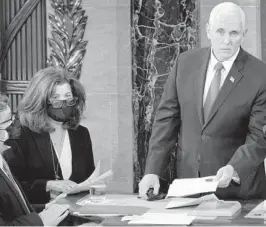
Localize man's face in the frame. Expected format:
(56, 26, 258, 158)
(206, 12, 247, 61)
(0, 102, 12, 144)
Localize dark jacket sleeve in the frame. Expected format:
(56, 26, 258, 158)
(0, 212, 43, 226)
(4, 128, 50, 204)
(144, 57, 181, 176)
(228, 81, 266, 183)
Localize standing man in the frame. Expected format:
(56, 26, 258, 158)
(139, 2, 266, 200)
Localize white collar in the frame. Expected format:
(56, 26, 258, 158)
(209, 48, 240, 72)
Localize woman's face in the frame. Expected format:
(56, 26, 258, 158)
(50, 83, 73, 101)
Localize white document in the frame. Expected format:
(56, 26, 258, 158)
(166, 176, 219, 198)
(165, 193, 219, 209)
(128, 213, 195, 225)
(245, 201, 266, 219)
(67, 161, 113, 195)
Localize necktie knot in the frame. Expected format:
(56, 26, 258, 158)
(214, 62, 224, 71)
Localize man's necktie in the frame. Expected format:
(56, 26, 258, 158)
(204, 62, 224, 122)
(2, 158, 31, 213)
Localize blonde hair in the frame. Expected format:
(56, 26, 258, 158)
(18, 67, 86, 133)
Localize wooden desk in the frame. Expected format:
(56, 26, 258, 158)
(58, 193, 266, 226)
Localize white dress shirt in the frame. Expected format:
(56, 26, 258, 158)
(49, 120, 73, 180)
(57, 131, 72, 180)
(203, 48, 240, 105)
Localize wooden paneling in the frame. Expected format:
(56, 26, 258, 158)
(0, 0, 47, 113)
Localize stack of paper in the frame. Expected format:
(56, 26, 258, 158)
(166, 176, 219, 198)
(165, 193, 219, 209)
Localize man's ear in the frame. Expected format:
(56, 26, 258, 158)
(206, 22, 211, 40)
(243, 28, 248, 37)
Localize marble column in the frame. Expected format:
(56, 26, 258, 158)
(132, 0, 199, 192)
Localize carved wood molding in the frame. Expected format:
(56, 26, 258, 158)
(47, 0, 88, 79)
(0, 0, 41, 71)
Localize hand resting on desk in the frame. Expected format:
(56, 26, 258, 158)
(39, 203, 70, 226)
(138, 174, 160, 200)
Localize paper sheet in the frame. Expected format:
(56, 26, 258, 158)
(166, 176, 219, 198)
(128, 213, 196, 225)
(245, 201, 266, 219)
(67, 161, 113, 195)
(47, 161, 112, 207)
(165, 193, 219, 209)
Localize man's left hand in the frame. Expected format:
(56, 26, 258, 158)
(214, 165, 235, 188)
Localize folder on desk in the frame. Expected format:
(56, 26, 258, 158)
(73, 205, 149, 217)
(245, 201, 266, 219)
(189, 200, 242, 217)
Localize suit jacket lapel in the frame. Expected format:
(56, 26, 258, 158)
(68, 129, 80, 172)
(202, 48, 245, 130)
(194, 48, 211, 126)
(32, 131, 54, 172)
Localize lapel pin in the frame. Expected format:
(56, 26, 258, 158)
(230, 76, 235, 83)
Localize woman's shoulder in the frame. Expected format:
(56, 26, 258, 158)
(74, 124, 91, 134)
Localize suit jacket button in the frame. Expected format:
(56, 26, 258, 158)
(201, 135, 207, 140)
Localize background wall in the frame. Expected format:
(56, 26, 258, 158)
(200, 0, 261, 58)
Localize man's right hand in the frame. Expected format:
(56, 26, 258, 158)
(138, 174, 160, 200)
(39, 203, 70, 226)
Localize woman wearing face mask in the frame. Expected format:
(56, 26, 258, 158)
(5, 67, 95, 205)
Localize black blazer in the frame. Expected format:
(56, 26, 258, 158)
(0, 168, 43, 226)
(4, 125, 95, 204)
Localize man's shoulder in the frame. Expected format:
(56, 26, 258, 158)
(241, 49, 266, 74)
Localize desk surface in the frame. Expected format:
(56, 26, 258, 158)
(59, 193, 266, 226)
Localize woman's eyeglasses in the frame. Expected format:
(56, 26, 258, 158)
(48, 97, 78, 109)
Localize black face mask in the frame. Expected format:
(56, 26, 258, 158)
(47, 102, 79, 122)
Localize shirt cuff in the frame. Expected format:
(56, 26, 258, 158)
(232, 170, 240, 184)
(0, 130, 9, 142)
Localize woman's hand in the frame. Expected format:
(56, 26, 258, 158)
(39, 204, 70, 226)
(46, 180, 77, 193)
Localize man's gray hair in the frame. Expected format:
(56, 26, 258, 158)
(208, 2, 246, 30)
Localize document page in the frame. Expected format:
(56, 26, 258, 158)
(67, 161, 113, 195)
(166, 176, 218, 198)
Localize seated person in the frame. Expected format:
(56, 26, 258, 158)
(0, 93, 69, 226)
(0, 93, 12, 152)
(5, 67, 95, 205)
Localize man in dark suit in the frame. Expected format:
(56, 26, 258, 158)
(0, 93, 69, 225)
(139, 2, 266, 200)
